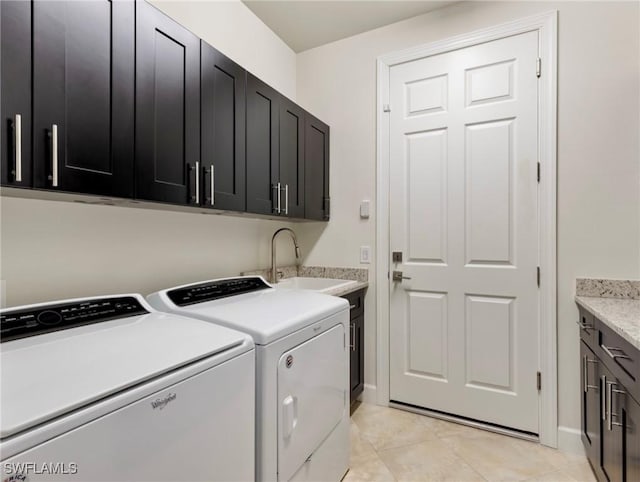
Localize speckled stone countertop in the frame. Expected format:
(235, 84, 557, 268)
(575, 278, 640, 350)
(241, 265, 368, 297)
(321, 280, 369, 297)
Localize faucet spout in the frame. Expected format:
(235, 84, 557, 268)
(271, 228, 301, 283)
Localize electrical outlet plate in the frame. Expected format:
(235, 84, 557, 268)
(360, 246, 371, 264)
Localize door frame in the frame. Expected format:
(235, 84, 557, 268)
(375, 11, 558, 447)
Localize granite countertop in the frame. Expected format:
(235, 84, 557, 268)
(322, 280, 368, 297)
(575, 296, 640, 351)
(241, 265, 368, 297)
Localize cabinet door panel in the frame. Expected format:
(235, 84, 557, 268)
(279, 97, 305, 218)
(304, 113, 330, 220)
(581, 341, 601, 465)
(1, 0, 32, 188)
(201, 42, 246, 211)
(601, 364, 624, 482)
(350, 314, 364, 402)
(136, 1, 200, 205)
(33, 0, 134, 197)
(246, 74, 279, 215)
(626, 394, 640, 482)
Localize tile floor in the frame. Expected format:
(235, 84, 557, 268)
(345, 403, 597, 482)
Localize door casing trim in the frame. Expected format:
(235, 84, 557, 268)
(375, 10, 558, 447)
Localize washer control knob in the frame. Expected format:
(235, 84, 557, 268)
(37, 310, 63, 325)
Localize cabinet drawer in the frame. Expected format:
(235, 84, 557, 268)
(598, 321, 640, 404)
(343, 290, 364, 319)
(578, 307, 597, 348)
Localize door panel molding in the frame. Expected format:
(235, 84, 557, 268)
(376, 10, 558, 447)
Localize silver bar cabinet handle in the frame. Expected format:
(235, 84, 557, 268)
(350, 323, 356, 351)
(14, 114, 22, 182)
(51, 124, 59, 187)
(601, 375, 607, 422)
(607, 380, 613, 431)
(210, 165, 215, 206)
(284, 184, 289, 215)
(195, 161, 200, 204)
(575, 319, 593, 331)
(602, 344, 632, 361)
(582, 356, 598, 393)
(275, 182, 281, 214)
(607, 380, 625, 431)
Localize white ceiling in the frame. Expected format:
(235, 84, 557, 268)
(242, 1, 457, 53)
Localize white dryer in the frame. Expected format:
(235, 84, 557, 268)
(0, 294, 255, 481)
(147, 277, 350, 482)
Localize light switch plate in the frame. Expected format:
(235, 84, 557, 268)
(360, 246, 371, 264)
(360, 200, 370, 219)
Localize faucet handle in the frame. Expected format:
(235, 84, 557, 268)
(277, 270, 284, 280)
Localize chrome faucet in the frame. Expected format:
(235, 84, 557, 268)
(271, 228, 301, 283)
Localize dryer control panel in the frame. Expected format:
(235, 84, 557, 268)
(168, 277, 271, 306)
(0, 297, 148, 342)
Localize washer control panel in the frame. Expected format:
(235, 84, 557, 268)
(168, 277, 271, 306)
(1, 297, 148, 342)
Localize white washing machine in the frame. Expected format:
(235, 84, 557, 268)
(147, 277, 350, 482)
(0, 294, 255, 481)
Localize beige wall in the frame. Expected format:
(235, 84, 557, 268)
(0, 0, 299, 306)
(295, 0, 640, 442)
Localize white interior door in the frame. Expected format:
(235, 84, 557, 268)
(389, 31, 540, 433)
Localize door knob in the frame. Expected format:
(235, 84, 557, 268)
(392, 271, 411, 282)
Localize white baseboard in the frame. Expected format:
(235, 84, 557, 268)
(359, 384, 378, 405)
(557, 426, 585, 455)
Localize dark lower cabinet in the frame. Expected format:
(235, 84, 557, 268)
(343, 289, 365, 403)
(626, 392, 640, 482)
(579, 306, 640, 482)
(201, 41, 246, 211)
(246, 73, 279, 215)
(304, 113, 330, 220)
(1, 0, 32, 188)
(580, 340, 601, 466)
(32, 0, 135, 197)
(135, 1, 200, 205)
(279, 97, 305, 219)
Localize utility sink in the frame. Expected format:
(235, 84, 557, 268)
(272, 277, 355, 293)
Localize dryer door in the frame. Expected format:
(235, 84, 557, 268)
(277, 323, 346, 481)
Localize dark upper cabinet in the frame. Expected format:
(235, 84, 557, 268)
(201, 42, 246, 211)
(32, 0, 134, 197)
(304, 113, 330, 220)
(279, 97, 305, 218)
(246, 73, 279, 215)
(135, 1, 200, 205)
(1, 1, 31, 188)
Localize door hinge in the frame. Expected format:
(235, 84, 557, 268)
(537, 266, 541, 287)
(537, 371, 542, 391)
(536, 58, 542, 78)
(383, 104, 391, 113)
(537, 162, 541, 183)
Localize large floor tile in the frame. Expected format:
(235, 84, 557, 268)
(560, 460, 598, 482)
(350, 421, 379, 466)
(378, 439, 485, 482)
(351, 403, 439, 451)
(439, 431, 556, 481)
(343, 454, 396, 482)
